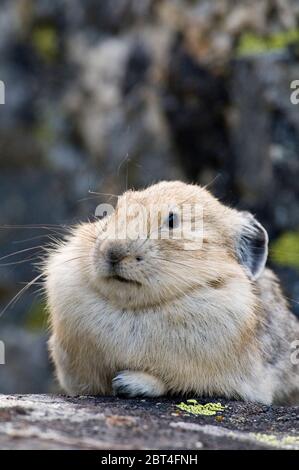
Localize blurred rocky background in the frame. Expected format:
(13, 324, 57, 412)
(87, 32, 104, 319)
(0, 0, 299, 393)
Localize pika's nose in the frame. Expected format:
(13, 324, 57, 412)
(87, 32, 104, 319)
(104, 244, 127, 266)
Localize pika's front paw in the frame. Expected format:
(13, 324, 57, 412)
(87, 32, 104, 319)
(112, 371, 166, 398)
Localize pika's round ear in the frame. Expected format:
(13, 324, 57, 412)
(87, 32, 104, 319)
(236, 212, 268, 280)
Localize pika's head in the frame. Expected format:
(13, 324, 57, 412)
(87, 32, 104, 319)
(85, 181, 268, 309)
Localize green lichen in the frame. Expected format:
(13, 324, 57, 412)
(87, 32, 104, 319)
(176, 400, 226, 416)
(32, 25, 59, 62)
(33, 120, 55, 146)
(25, 301, 48, 332)
(237, 29, 299, 57)
(251, 432, 299, 449)
(33, 107, 59, 148)
(270, 231, 299, 271)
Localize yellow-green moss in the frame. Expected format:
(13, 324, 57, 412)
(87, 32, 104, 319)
(32, 25, 59, 62)
(25, 300, 48, 332)
(270, 231, 299, 271)
(237, 29, 299, 57)
(251, 432, 299, 449)
(176, 400, 226, 416)
(33, 121, 55, 146)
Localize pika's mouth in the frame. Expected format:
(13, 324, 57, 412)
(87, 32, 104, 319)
(108, 274, 142, 286)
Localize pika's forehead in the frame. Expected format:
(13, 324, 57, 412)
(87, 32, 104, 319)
(118, 181, 214, 208)
(114, 181, 240, 241)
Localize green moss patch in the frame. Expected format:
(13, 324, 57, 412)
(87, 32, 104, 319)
(251, 432, 299, 449)
(270, 231, 299, 270)
(32, 25, 59, 62)
(25, 300, 48, 332)
(237, 29, 299, 57)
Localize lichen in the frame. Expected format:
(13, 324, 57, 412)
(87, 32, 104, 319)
(270, 231, 299, 270)
(25, 301, 48, 332)
(251, 432, 299, 449)
(32, 25, 59, 62)
(176, 399, 226, 416)
(237, 29, 299, 57)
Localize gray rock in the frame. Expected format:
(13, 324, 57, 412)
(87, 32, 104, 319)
(0, 328, 54, 393)
(0, 395, 298, 449)
(230, 53, 299, 233)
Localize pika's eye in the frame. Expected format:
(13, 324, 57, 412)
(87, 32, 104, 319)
(94, 204, 114, 220)
(95, 211, 107, 220)
(167, 211, 179, 229)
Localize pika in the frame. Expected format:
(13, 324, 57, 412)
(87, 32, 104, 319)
(45, 181, 299, 404)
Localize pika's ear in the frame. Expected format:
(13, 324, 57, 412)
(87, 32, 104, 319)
(236, 212, 268, 280)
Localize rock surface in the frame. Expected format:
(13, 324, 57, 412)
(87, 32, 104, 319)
(0, 395, 298, 450)
(0, 328, 54, 394)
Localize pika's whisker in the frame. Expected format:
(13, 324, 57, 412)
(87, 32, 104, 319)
(0, 255, 40, 267)
(12, 234, 64, 244)
(0, 245, 46, 262)
(88, 190, 119, 199)
(0, 273, 44, 318)
(0, 224, 69, 231)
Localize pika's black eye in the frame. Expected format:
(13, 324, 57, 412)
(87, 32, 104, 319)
(95, 210, 107, 220)
(167, 212, 179, 229)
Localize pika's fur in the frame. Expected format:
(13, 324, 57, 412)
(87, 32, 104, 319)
(45, 181, 299, 404)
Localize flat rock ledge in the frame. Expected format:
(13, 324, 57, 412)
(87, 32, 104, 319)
(0, 395, 298, 450)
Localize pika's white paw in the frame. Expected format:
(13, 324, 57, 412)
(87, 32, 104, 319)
(112, 371, 166, 397)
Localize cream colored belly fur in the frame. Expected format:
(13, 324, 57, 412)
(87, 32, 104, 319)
(48, 272, 274, 404)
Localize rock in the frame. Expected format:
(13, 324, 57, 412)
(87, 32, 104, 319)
(0, 169, 81, 322)
(161, 32, 232, 199)
(0, 395, 298, 449)
(0, 328, 54, 394)
(230, 52, 299, 235)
